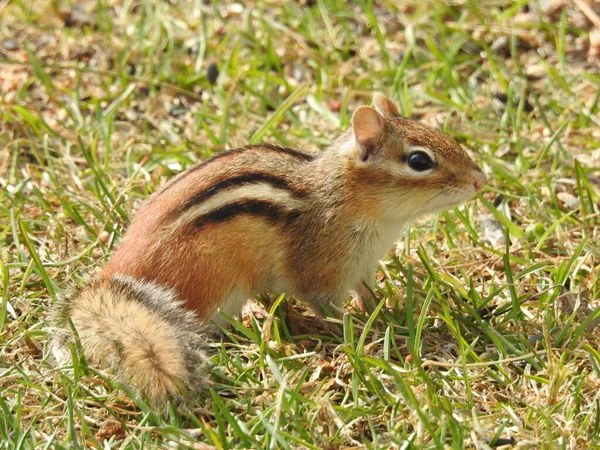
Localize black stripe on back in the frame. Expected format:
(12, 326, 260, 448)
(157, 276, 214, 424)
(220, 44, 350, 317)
(191, 199, 300, 230)
(154, 145, 315, 200)
(180, 172, 306, 213)
(244, 144, 316, 162)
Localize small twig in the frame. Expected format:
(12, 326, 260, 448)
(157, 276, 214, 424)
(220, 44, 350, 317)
(573, 0, 600, 28)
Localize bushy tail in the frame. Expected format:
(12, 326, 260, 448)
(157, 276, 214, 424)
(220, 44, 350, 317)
(51, 276, 209, 402)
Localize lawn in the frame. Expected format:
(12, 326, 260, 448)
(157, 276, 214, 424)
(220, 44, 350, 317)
(1, 0, 599, 448)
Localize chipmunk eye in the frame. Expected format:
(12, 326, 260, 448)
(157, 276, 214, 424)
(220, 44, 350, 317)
(407, 152, 434, 172)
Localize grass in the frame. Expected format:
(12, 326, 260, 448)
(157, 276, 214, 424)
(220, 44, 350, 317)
(1, 0, 599, 448)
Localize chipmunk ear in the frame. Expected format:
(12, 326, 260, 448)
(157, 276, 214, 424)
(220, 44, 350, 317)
(351, 106, 386, 161)
(372, 93, 399, 118)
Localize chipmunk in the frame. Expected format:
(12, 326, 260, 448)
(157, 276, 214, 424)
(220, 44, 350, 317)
(52, 93, 486, 402)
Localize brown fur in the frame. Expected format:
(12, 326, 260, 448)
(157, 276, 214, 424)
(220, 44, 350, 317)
(53, 94, 485, 402)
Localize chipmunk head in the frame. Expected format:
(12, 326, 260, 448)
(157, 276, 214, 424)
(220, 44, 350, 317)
(344, 93, 486, 219)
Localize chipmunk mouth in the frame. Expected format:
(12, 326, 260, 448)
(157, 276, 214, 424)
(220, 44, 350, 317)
(429, 187, 478, 212)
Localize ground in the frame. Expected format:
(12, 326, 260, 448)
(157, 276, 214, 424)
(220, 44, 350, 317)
(1, 0, 600, 448)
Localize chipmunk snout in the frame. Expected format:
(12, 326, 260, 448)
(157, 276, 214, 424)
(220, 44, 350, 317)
(473, 169, 486, 192)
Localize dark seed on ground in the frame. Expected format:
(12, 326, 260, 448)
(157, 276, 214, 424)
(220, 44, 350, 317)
(207, 63, 219, 85)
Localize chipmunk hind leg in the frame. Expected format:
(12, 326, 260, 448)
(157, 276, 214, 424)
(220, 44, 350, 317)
(206, 288, 253, 328)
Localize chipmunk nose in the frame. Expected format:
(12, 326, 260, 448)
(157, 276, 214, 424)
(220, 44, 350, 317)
(473, 169, 486, 192)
